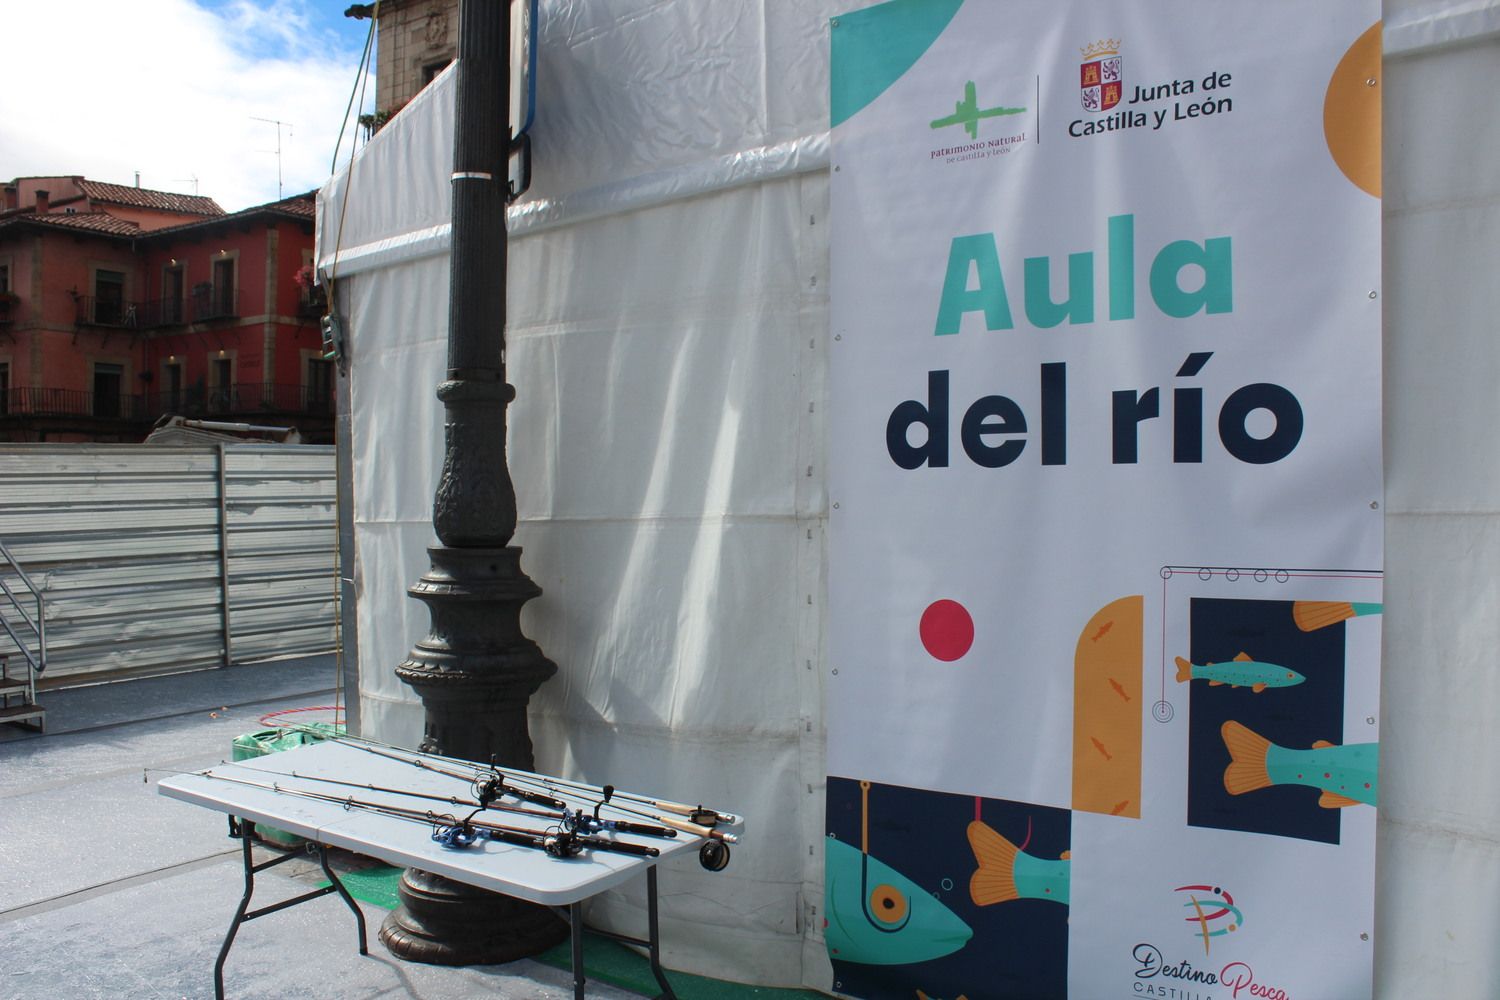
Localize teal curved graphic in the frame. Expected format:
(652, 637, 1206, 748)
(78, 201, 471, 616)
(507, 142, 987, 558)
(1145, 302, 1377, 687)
(824, 836, 973, 965)
(831, 0, 965, 127)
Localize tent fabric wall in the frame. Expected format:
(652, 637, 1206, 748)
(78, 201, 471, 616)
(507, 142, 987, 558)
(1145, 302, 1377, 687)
(321, 1, 836, 984)
(1378, 8, 1500, 996)
(321, 0, 1500, 993)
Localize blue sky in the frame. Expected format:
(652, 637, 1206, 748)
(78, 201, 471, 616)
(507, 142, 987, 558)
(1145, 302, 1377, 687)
(195, 0, 371, 62)
(2, 1, 378, 211)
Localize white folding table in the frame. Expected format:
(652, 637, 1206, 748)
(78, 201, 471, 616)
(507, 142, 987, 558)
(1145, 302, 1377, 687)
(158, 741, 735, 999)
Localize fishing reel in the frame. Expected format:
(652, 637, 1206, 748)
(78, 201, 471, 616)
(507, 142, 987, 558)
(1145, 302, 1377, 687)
(432, 822, 487, 849)
(472, 769, 567, 811)
(471, 773, 502, 807)
(543, 830, 585, 859)
(699, 839, 731, 872)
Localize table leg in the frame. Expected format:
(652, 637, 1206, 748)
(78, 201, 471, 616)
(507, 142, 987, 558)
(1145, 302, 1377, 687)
(571, 901, 586, 1000)
(645, 866, 678, 1000)
(317, 842, 369, 954)
(211, 816, 370, 999)
(558, 865, 679, 1000)
(214, 819, 259, 1000)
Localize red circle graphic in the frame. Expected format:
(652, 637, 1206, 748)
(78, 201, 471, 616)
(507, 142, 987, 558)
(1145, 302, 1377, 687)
(920, 600, 974, 661)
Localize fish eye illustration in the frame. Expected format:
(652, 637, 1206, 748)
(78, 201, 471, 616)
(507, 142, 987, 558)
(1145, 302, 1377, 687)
(867, 882, 911, 928)
(824, 781, 972, 966)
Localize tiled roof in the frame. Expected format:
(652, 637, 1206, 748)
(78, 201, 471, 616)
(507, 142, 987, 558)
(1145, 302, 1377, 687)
(145, 191, 318, 237)
(3, 212, 143, 236)
(266, 194, 317, 219)
(74, 179, 224, 216)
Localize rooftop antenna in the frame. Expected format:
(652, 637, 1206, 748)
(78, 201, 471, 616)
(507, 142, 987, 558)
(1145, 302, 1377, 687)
(250, 116, 294, 199)
(169, 175, 200, 196)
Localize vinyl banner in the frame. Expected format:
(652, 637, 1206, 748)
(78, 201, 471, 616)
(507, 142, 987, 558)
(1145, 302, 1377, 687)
(826, 2, 1382, 998)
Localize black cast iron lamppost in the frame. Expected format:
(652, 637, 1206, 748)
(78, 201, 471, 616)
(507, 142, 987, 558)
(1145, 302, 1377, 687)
(378, 0, 568, 964)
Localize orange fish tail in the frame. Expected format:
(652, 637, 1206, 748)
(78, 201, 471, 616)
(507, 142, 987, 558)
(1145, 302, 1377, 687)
(1221, 721, 1274, 795)
(967, 820, 1019, 906)
(1175, 656, 1193, 683)
(1293, 601, 1355, 632)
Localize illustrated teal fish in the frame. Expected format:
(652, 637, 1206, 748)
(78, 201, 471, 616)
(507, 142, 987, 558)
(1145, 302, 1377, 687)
(1222, 720, 1378, 807)
(1175, 653, 1304, 693)
(824, 837, 972, 965)
(967, 821, 1069, 906)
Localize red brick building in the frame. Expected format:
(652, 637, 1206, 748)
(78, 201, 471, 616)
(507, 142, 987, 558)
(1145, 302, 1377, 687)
(0, 177, 332, 442)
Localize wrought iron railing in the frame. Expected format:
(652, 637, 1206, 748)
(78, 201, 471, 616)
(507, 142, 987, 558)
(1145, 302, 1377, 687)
(191, 283, 238, 322)
(0, 387, 149, 420)
(0, 383, 334, 423)
(297, 286, 327, 320)
(74, 295, 142, 328)
(140, 297, 187, 328)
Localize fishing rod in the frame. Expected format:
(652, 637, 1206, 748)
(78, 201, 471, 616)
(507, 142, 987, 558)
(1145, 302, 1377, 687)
(284, 727, 738, 870)
(264, 765, 679, 839)
(192, 769, 660, 860)
(282, 730, 568, 812)
(289, 726, 741, 827)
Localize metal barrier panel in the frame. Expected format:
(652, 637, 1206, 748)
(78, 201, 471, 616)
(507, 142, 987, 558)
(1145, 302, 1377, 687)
(0, 443, 336, 683)
(223, 445, 337, 664)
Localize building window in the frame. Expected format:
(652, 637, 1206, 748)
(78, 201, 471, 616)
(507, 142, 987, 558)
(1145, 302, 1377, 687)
(163, 361, 184, 412)
(94, 269, 126, 326)
(193, 256, 238, 322)
(162, 264, 185, 325)
(307, 357, 334, 414)
(210, 357, 233, 413)
(213, 258, 235, 317)
(423, 59, 452, 85)
(0, 361, 8, 416)
(93, 363, 124, 417)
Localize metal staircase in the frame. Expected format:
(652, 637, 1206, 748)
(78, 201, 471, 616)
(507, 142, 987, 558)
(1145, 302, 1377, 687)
(0, 538, 46, 732)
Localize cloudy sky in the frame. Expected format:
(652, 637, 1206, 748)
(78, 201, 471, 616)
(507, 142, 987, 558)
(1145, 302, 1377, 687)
(3, 1, 373, 212)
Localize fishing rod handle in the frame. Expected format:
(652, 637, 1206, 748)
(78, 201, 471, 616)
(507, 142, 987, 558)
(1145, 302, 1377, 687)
(655, 814, 739, 843)
(582, 838, 660, 858)
(510, 786, 567, 811)
(608, 818, 678, 838)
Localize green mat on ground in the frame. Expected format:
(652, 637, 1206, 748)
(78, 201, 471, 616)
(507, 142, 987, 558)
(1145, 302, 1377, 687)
(321, 864, 824, 999)
(324, 862, 404, 910)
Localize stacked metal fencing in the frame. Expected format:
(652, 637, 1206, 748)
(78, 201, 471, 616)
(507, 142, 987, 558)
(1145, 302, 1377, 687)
(0, 444, 336, 684)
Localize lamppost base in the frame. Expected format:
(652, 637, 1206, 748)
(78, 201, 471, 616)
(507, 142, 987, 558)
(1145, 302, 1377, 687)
(379, 868, 568, 966)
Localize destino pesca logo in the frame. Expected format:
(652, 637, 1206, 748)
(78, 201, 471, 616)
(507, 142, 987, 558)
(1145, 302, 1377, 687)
(928, 80, 1028, 166)
(1175, 884, 1243, 955)
(1080, 39, 1123, 112)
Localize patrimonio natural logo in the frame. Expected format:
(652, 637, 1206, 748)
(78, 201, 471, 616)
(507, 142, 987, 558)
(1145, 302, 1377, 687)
(930, 80, 1025, 139)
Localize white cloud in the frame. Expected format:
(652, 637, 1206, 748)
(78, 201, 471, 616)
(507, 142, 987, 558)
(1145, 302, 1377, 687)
(0, 0, 372, 211)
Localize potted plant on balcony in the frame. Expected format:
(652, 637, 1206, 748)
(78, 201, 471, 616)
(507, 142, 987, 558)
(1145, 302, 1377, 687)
(293, 264, 326, 319)
(0, 290, 17, 323)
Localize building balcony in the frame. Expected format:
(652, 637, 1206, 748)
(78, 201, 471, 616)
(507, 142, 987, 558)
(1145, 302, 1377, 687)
(73, 295, 142, 329)
(140, 297, 187, 329)
(0, 386, 150, 420)
(296, 286, 327, 320)
(151, 382, 334, 419)
(190, 283, 238, 323)
(0, 382, 335, 430)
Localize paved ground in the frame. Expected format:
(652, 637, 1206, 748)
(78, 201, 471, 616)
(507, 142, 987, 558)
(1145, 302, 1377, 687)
(0, 656, 644, 999)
